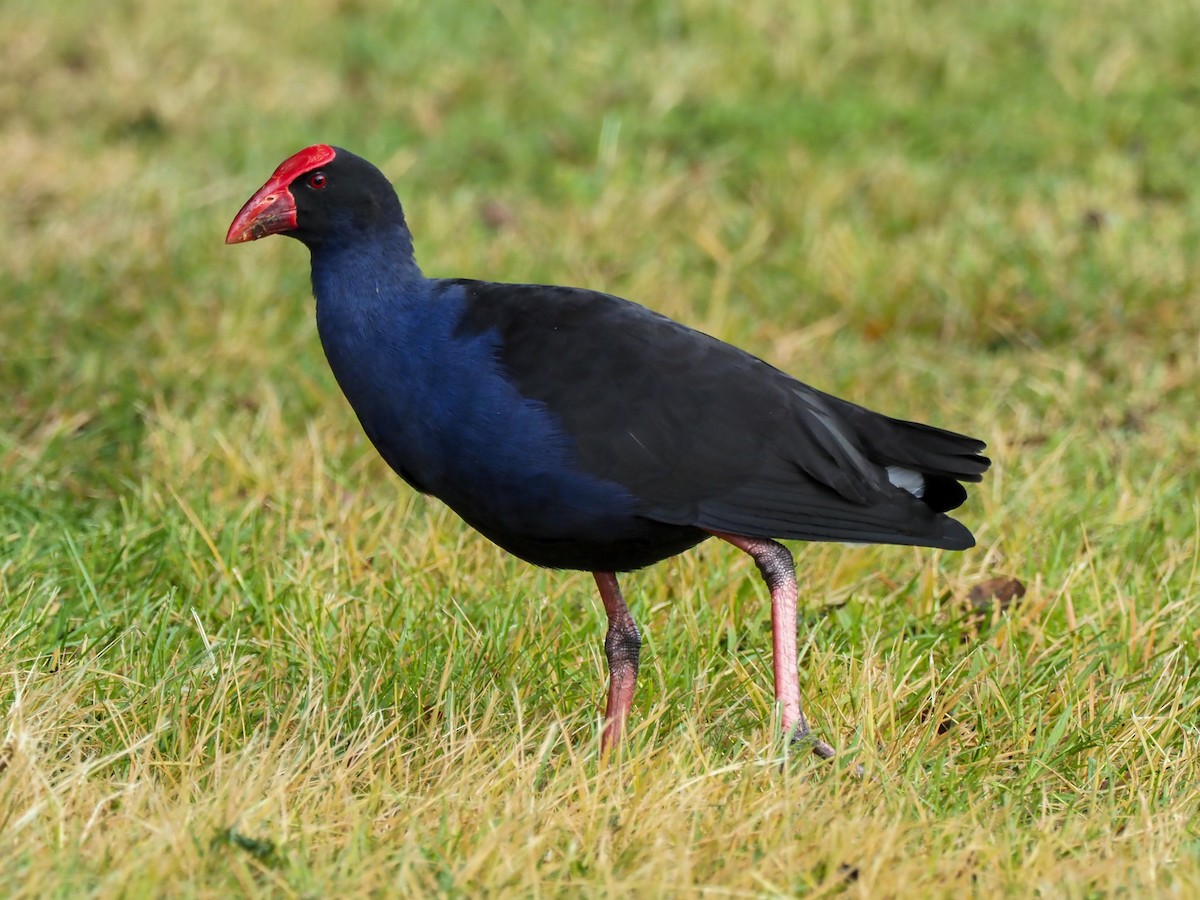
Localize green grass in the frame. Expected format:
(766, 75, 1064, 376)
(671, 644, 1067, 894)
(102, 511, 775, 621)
(3, 0, 1200, 895)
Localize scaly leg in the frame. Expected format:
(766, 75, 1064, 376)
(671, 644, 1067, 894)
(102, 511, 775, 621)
(710, 532, 835, 759)
(593, 571, 641, 754)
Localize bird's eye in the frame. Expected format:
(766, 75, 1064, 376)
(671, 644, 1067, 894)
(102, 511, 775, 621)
(307, 172, 328, 190)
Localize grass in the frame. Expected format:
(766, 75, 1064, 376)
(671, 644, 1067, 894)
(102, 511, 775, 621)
(2, 0, 1199, 894)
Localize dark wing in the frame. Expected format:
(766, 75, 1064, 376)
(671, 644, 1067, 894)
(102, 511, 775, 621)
(450, 280, 989, 550)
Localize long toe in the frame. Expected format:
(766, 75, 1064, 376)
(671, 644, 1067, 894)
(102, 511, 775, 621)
(789, 727, 836, 760)
(809, 739, 836, 760)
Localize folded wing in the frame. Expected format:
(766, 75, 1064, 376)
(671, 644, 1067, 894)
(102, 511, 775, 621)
(451, 280, 990, 551)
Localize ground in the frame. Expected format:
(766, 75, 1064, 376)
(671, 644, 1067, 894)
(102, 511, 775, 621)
(1, 0, 1198, 895)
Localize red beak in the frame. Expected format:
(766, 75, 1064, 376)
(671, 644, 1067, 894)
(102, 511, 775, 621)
(226, 145, 338, 245)
(225, 179, 298, 244)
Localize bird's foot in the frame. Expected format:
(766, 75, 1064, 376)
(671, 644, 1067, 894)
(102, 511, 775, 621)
(787, 728, 868, 778)
(789, 727, 836, 760)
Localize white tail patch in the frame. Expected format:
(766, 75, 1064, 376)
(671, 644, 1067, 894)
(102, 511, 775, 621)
(886, 466, 925, 498)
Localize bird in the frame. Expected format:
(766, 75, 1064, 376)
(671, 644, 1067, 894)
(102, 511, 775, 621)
(226, 145, 990, 759)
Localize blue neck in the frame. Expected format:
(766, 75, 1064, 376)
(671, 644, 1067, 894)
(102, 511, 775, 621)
(308, 222, 431, 450)
(309, 223, 424, 315)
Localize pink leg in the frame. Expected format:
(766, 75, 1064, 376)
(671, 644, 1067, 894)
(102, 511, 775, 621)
(710, 532, 835, 759)
(593, 571, 641, 754)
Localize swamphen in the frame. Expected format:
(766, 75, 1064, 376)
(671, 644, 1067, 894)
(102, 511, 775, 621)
(226, 145, 990, 758)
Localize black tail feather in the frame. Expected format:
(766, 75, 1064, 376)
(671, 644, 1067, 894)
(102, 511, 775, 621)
(920, 475, 969, 513)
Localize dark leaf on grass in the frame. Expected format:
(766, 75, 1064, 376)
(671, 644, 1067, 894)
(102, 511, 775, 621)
(967, 577, 1026, 618)
(479, 200, 516, 231)
(214, 827, 278, 865)
(1082, 208, 1108, 231)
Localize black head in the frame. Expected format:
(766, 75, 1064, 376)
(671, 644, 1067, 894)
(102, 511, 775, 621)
(226, 145, 406, 249)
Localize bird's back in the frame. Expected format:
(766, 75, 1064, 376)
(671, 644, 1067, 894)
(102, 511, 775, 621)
(448, 279, 989, 558)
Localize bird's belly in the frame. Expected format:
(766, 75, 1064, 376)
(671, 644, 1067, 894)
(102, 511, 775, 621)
(467, 517, 709, 572)
(373, 427, 707, 571)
